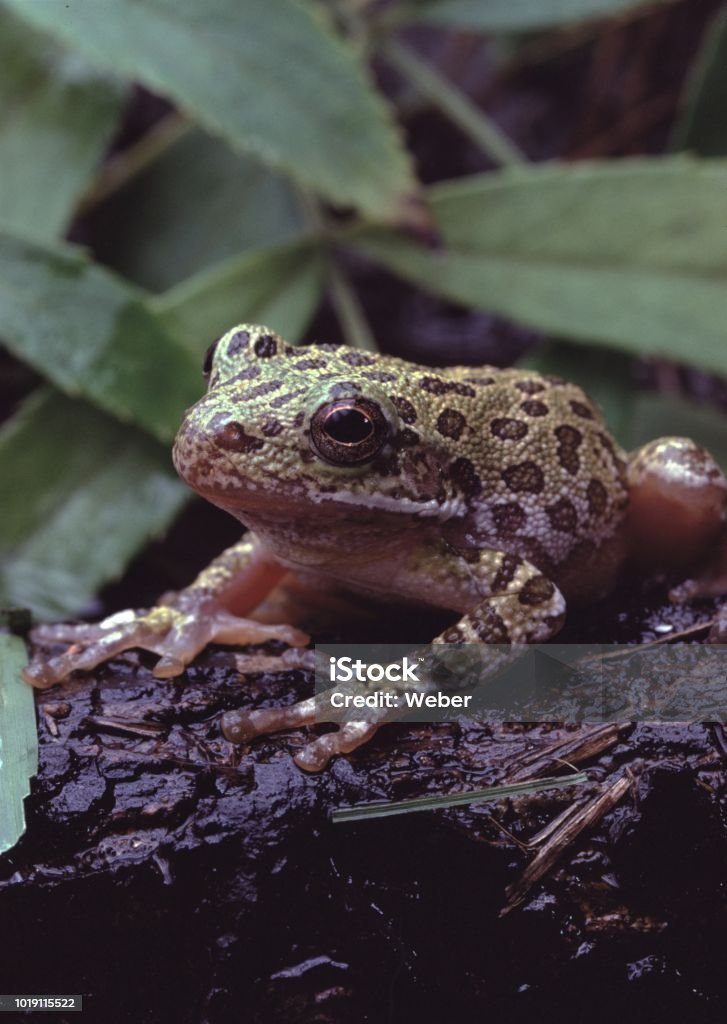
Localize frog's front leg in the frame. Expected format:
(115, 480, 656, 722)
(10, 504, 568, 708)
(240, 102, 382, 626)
(22, 537, 308, 688)
(222, 551, 566, 772)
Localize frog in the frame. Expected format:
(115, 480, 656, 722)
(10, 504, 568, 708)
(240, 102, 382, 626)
(23, 324, 727, 771)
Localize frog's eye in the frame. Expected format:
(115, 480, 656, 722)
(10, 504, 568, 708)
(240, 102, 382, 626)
(202, 338, 220, 378)
(310, 398, 388, 466)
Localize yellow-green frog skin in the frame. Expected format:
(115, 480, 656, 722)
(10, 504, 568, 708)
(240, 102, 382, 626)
(24, 324, 727, 771)
(177, 326, 630, 615)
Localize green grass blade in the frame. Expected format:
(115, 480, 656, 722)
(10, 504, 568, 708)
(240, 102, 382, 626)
(332, 771, 588, 822)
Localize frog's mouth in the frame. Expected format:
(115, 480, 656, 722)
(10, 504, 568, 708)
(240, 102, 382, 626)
(202, 483, 463, 525)
(173, 412, 466, 524)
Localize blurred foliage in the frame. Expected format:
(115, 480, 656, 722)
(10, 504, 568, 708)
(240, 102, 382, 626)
(0, 0, 726, 619)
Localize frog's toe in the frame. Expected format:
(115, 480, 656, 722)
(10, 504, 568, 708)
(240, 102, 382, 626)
(293, 722, 380, 772)
(29, 620, 112, 645)
(151, 610, 309, 678)
(23, 605, 309, 688)
(23, 608, 177, 688)
(197, 609, 308, 653)
(220, 695, 317, 743)
(221, 690, 384, 771)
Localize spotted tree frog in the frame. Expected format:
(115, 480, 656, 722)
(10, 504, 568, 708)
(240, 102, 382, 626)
(24, 325, 727, 770)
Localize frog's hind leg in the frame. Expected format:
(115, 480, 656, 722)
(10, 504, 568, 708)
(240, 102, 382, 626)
(222, 551, 566, 772)
(626, 437, 726, 571)
(626, 438, 727, 628)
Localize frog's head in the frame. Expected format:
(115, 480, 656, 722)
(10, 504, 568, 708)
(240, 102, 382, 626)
(173, 324, 466, 543)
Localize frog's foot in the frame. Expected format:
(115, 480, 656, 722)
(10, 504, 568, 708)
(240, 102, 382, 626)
(221, 697, 380, 772)
(23, 604, 309, 689)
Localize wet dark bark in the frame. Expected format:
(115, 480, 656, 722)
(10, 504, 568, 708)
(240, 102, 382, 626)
(2, 575, 726, 1024)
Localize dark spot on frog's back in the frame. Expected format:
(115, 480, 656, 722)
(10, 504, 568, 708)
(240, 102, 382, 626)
(502, 461, 545, 494)
(420, 376, 450, 396)
(492, 501, 526, 535)
(341, 350, 376, 367)
(555, 424, 583, 448)
(292, 358, 328, 371)
(514, 379, 546, 395)
(437, 408, 467, 440)
(448, 457, 482, 498)
(233, 364, 261, 382)
(570, 400, 594, 420)
(520, 400, 548, 417)
(271, 387, 307, 409)
(253, 334, 277, 358)
(230, 379, 283, 403)
(227, 329, 250, 356)
(361, 369, 398, 383)
(491, 417, 528, 442)
(419, 375, 476, 397)
(214, 420, 264, 454)
(390, 395, 418, 424)
(546, 496, 577, 533)
(554, 424, 583, 475)
(586, 477, 608, 517)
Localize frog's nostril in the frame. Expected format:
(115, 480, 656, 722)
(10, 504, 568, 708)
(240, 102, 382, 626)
(214, 420, 265, 455)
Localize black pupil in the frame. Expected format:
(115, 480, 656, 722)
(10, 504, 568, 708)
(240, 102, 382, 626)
(323, 407, 373, 444)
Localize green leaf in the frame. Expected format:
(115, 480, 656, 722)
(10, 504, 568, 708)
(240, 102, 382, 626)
(92, 129, 308, 292)
(401, 0, 674, 32)
(671, 9, 727, 156)
(152, 240, 325, 354)
(0, 5, 123, 240)
(5, 0, 416, 221)
(0, 390, 189, 620)
(351, 158, 727, 378)
(0, 634, 37, 855)
(0, 230, 202, 442)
